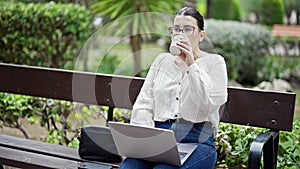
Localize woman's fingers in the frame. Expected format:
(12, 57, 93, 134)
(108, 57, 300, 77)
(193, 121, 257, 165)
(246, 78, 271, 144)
(176, 40, 194, 65)
(176, 39, 189, 49)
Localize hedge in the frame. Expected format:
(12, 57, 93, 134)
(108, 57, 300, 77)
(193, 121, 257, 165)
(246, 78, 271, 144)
(211, 0, 241, 21)
(262, 0, 285, 26)
(0, 1, 93, 69)
(201, 19, 273, 85)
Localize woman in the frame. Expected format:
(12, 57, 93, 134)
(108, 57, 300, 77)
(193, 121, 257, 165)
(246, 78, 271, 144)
(119, 7, 228, 169)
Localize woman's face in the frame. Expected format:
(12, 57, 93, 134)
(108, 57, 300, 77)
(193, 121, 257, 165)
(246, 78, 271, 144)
(173, 15, 204, 50)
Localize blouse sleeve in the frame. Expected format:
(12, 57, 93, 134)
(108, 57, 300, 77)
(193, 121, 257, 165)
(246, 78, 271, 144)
(130, 54, 164, 127)
(186, 55, 228, 117)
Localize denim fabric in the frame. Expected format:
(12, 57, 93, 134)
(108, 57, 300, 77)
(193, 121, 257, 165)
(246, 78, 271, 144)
(119, 121, 217, 169)
(159, 120, 213, 144)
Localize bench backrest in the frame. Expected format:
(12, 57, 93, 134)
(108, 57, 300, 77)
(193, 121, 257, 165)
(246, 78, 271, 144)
(272, 24, 300, 38)
(0, 63, 296, 131)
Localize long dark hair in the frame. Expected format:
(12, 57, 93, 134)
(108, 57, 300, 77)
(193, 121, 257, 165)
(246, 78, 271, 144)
(175, 7, 204, 31)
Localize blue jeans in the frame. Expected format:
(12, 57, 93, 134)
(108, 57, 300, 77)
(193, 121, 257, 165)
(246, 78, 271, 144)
(119, 121, 217, 169)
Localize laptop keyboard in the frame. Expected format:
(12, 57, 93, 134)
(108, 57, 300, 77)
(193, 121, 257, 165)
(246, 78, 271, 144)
(179, 152, 188, 160)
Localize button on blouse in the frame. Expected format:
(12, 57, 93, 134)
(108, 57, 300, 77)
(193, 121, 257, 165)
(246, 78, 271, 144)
(130, 52, 228, 135)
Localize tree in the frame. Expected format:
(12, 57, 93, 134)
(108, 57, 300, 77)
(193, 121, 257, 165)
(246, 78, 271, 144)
(91, 0, 186, 76)
(283, 0, 300, 25)
(206, 0, 212, 18)
(262, 0, 285, 26)
(236, 0, 262, 23)
(210, 0, 241, 21)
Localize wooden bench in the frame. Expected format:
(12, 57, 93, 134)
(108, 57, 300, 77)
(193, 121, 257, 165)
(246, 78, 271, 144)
(0, 134, 118, 169)
(272, 24, 300, 55)
(272, 24, 300, 38)
(0, 63, 296, 169)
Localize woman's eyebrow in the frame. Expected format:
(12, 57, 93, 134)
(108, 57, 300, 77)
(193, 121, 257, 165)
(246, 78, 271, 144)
(173, 24, 193, 27)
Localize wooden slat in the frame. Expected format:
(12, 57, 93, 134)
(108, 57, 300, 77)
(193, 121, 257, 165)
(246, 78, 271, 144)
(221, 87, 295, 131)
(0, 63, 296, 131)
(0, 134, 120, 168)
(0, 134, 79, 160)
(0, 146, 80, 169)
(272, 24, 300, 38)
(0, 62, 143, 109)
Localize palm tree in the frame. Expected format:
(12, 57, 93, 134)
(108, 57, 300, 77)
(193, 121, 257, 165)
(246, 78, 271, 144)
(92, 0, 186, 76)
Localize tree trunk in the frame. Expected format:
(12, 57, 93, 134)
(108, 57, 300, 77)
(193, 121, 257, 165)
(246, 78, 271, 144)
(130, 35, 142, 77)
(206, 0, 212, 18)
(255, 12, 261, 24)
(297, 12, 300, 25)
(16, 122, 29, 139)
(131, 0, 142, 77)
(286, 11, 292, 25)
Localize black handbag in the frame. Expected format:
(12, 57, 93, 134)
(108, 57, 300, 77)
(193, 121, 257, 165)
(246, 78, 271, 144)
(78, 125, 122, 163)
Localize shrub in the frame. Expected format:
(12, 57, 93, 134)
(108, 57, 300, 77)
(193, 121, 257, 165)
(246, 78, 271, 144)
(211, 0, 241, 21)
(277, 121, 300, 169)
(261, 0, 284, 26)
(0, 93, 36, 138)
(0, 92, 101, 146)
(0, 2, 93, 69)
(0, 2, 95, 146)
(216, 121, 300, 168)
(258, 55, 300, 82)
(215, 123, 266, 168)
(202, 19, 273, 85)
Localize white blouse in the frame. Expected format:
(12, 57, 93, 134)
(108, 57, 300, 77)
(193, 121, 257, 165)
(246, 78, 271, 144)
(130, 52, 228, 135)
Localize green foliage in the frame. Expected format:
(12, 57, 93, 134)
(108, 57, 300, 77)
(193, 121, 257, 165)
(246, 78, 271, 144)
(100, 106, 131, 123)
(0, 93, 31, 136)
(43, 129, 67, 144)
(277, 121, 300, 169)
(91, 0, 186, 75)
(0, 92, 98, 145)
(202, 19, 273, 85)
(215, 121, 300, 168)
(258, 55, 300, 81)
(113, 109, 131, 123)
(0, 2, 93, 69)
(92, 0, 184, 21)
(196, 0, 206, 17)
(236, 0, 262, 21)
(0, 93, 35, 138)
(96, 54, 121, 74)
(16, 0, 84, 3)
(67, 137, 80, 148)
(211, 0, 241, 21)
(262, 0, 285, 26)
(91, 0, 185, 41)
(215, 123, 266, 168)
(231, 0, 241, 21)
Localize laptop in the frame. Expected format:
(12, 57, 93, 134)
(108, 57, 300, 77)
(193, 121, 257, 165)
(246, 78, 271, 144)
(108, 121, 197, 166)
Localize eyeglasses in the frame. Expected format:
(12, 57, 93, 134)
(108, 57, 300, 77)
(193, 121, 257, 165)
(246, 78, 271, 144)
(168, 25, 197, 37)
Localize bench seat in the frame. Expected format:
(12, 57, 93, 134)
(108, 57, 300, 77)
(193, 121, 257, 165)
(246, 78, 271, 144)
(0, 146, 80, 169)
(0, 134, 119, 169)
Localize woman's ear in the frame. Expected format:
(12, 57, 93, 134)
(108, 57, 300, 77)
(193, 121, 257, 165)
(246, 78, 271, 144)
(199, 31, 206, 42)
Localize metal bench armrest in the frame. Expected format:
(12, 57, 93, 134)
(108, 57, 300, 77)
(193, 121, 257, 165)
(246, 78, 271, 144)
(248, 131, 279, 169)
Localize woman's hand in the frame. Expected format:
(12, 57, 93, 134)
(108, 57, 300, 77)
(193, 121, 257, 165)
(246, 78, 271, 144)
(176, 39, 194, 66)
